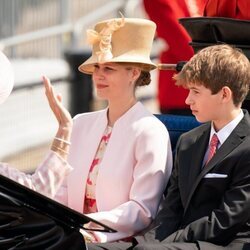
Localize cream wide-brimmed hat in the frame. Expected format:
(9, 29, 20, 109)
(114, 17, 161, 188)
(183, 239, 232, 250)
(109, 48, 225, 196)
(78, 16, 157, 74)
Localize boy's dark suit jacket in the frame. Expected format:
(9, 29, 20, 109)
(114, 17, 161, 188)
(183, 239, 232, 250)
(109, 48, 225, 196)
(137, 110, 250, 249)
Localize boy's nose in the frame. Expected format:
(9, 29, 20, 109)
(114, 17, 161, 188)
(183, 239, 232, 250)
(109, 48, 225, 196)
(185, 92, 191, 105)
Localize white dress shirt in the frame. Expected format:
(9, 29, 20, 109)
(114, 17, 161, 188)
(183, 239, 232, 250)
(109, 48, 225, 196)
(203, 109, 244, 165)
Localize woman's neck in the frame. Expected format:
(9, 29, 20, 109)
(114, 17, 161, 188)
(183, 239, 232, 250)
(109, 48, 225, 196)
(107, 97, 137, 126)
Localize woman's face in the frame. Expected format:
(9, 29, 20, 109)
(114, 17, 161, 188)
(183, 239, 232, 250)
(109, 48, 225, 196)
(92, 63, 140, 101)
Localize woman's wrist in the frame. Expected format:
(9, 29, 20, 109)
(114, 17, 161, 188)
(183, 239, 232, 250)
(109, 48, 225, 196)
(55, 125, 72, 140)
(51, 144, 69, 159)
(51, 141, 70, 159)
(51, 126, 72, 159)
(54, 137, 71, 145)
(57, 123, 72, 132)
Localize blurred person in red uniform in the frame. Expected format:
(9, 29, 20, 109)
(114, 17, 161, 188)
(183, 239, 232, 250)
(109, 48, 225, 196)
(143, 0, 205, 115)
(204, 0, 250, 19)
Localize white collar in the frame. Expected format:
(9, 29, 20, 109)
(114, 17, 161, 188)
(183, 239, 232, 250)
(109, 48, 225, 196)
(210, 109, 244, 147)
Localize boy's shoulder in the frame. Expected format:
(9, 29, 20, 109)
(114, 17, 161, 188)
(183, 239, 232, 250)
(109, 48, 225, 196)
(175, 123, 209, 149)
(182, 122, 210, 138)
(180, 110, 250, 143)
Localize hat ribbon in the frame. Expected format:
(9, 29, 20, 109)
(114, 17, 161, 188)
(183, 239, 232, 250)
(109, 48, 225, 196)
(86, 14, 125, 62)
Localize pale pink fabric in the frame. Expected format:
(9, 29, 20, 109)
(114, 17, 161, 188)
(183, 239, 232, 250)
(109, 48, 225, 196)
(0, 151, 72, 198)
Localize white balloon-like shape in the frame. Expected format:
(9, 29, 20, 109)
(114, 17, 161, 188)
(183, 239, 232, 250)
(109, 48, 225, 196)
(0, 51, 14, 104)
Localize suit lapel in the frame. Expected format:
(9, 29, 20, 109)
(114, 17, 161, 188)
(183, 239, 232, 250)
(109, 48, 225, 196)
(183, 111, 250, 214)
(199, 112, 250, 178)
(186, 130, 209, 195)
(180, 127, 209, 206)
(200, 132, 243, 174)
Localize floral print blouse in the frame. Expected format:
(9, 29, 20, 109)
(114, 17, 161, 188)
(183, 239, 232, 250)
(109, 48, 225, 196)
(84, 126, 112, 213)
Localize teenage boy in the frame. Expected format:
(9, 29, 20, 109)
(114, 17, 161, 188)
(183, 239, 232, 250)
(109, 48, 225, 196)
(88, 44, 250, 249)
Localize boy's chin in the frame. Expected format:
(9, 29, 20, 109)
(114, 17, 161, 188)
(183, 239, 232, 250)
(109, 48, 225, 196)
(194, 115, 209, 123)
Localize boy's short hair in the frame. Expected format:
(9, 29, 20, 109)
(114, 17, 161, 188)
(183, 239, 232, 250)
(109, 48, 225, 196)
(174, 44, 250, 106)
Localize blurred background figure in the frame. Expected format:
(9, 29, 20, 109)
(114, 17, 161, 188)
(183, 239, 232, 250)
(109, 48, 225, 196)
(143, 0, 205, 115)
(204, 0, 250, 19)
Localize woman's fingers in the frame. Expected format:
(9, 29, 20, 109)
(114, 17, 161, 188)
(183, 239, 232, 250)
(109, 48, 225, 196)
(56, 93, 62, 103)
(43, 76, 55, 107)
(42, 75, 72, 126)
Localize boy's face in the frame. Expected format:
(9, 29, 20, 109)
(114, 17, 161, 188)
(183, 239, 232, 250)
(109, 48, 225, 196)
(185, 83, 222, 123)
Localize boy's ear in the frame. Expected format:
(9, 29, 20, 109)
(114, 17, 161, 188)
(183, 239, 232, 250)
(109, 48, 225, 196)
(221, 86, 232, 103)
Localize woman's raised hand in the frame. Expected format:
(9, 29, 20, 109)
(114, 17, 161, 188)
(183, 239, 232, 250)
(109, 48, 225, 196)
(43, 76, 72, 129)
(43, 76, 73, 159)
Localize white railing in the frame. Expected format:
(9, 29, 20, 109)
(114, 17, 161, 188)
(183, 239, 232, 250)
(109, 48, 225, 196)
(0, 0, 125, 50)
